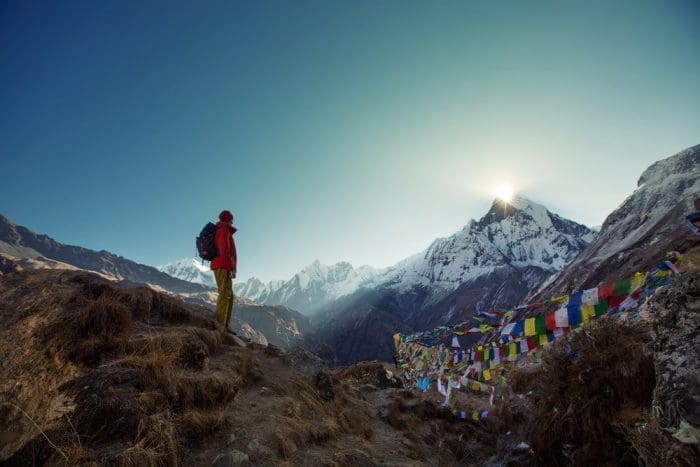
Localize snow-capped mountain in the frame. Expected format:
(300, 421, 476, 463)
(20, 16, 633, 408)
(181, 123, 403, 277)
(234, 261, 383, 315)
(234, 197, 594, 320)
(312, 197, 597, 363)
(157, 258, 216, 288)
(536, 143, 700, 298)
(375, 196, 595, 295)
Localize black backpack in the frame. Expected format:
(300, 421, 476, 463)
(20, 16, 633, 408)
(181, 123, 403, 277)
(196, 222, 218, 261)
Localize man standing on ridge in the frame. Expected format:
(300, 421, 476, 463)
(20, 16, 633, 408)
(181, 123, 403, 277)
(211, 210, 237, 331)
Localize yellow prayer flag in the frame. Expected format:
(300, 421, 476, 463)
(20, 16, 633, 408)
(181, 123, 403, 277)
(538, 333, 548, 346)
(393, 333, 401, 350)
(631, 272, 646, 291)
(551, 294, 569, 304)
(524, 317, 536, 336)
(483, 369, 492, 381)
(581, 305, 595, 322)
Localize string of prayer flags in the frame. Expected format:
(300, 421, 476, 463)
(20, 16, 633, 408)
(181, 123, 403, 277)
(395, 251, 683, 395)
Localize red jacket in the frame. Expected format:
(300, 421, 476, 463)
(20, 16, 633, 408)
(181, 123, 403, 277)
(211, 221, 237, 271)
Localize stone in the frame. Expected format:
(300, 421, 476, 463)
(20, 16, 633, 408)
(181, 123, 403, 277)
(246, 439, 273, 460)
(212, 450, 249, 466)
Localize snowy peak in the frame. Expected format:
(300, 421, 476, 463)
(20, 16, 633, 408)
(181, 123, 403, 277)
(234, 261, 384, 315)
(379, 196, 596, 292)
(157, 258, 216, 288)
(477, 196, 552, 227)
(476, 196, 595, 269)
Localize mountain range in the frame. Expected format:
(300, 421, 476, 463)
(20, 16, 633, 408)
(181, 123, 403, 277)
(0, 216, 309, 349)
(309, 197, 597, 362)
(5, 144, 697, 365)
(160, 195, 598, 363)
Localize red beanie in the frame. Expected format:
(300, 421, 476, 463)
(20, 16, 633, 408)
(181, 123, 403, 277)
(219, 210, 234, 222)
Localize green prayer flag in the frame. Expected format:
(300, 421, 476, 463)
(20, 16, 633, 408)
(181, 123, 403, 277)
(535, 315, 546, 334)
(613, 277, 631, 296)
(594, 300, 609, 316)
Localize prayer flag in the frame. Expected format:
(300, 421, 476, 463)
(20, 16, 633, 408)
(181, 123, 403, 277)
(524, 317, 536, 336)
(609, 295, 625, 309)
(545, 311, 556, 331)
(582, 287, 599, 306)
(613, 277, 632, 296)
(535, 315, 546, 334)
(598, 283, 614, 300)
(554, 307, 569, 327)
(520, 339, 529, 353)
(568, 291, 583, 309)
(567, 305, 582, 328)
(630, 272, 646, 291)
(501, 322, 516, 336)
(512, 320, 524, 336)
(508, 343, 517, 360)
(581, 305, 595, 322)
(594, 300, 609, 316)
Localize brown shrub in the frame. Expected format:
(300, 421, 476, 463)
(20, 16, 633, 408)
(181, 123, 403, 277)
(115, 415, 178, 467)
(177, 408, 231, 441)
(508, 364, 542, 394)
(174, 373, 240, 409)
(2, 270, 245, 466)
(524, 318, 655, 465)
(36, 292, 132, 365)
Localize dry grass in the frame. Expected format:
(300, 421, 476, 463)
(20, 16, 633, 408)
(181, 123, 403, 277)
(267, 375, 377, 459)
(520, 318, 656, 465)
(380, 390, 496, 463)
(1, 271, 243, 465)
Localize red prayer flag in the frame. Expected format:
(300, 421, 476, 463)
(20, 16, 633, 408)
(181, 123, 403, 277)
(598, 283, 614, 300)
(545, 311, 556, 331)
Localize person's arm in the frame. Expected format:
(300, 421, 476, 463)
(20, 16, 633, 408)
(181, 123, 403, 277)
(231, 236, 237, 276)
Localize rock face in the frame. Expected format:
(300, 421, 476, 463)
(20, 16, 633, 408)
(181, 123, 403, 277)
(234, 300, 311, 349)
(651, 272, 700, 430)
(535, 144, 700, 298)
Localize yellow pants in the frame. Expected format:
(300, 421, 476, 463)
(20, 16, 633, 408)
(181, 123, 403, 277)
(213, 269, 233, 328)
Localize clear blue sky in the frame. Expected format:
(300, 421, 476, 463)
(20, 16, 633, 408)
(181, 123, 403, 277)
(1, 0, 699, 281)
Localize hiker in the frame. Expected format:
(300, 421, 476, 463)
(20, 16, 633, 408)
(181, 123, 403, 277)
(211, 210, 237, 331)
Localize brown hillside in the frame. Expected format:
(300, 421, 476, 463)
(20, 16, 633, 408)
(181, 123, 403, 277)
(0, 267, 499, 466)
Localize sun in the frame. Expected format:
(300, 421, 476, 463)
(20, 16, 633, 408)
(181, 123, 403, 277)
(495, 183, 515, 204)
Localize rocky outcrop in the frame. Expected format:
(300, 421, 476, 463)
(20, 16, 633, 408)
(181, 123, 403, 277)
(652, 272, 700, 435)
(535, 144, 700, 298)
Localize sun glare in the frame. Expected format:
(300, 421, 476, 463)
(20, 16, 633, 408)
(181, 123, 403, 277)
(495, 184, 514, 203)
